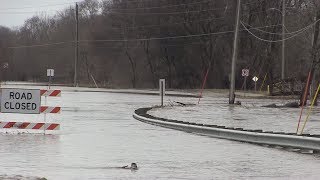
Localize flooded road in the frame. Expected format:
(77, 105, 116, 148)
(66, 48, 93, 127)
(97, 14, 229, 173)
(150, 93, 320, 134)
(0, 86, 319, 179)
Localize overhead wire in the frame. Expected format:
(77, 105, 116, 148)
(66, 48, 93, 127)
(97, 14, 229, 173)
(105, 0, 218, 10)
(0, 11, 57, 14)
(107, 7, 232, 15)
(8, 24, 283, 49)
(0, 0, 219, 12)
(7, 30, 233, 49)
(0, 2, 76, 11)
(241, 1, 263, 6)
(240, 18, 320, 42)
(241, 21, 317, 36)
(8, 41, 73, 49)
(113, 0, 208, 4)
(0, 4, 231, 15)
(6, 0, 312, 48)
(111, 16, 228, 30)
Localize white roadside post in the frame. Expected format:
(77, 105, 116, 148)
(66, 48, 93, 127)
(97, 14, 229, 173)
(46, 69, 54, 134)
(3, 62, 8, 85)
(242, 69, 249, 97)
(159, 79, 165, 107)
(252, 76, 259, 91)
(47, 69, 54, 89)
(242, 69, 249, 91)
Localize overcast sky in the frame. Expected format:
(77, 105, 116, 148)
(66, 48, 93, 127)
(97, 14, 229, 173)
(1, 0, 77, 28)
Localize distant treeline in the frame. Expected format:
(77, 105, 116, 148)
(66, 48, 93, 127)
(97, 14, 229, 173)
(0, 0, 318, 89)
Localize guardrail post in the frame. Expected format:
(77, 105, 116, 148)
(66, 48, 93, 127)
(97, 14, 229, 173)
(159, 79, 165, 107)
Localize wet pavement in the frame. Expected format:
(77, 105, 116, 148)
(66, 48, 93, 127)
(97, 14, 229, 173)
(0, 85, 319, 179)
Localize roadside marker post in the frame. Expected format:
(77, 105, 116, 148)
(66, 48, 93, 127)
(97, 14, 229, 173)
(47, 69, 54, 89)
(45, 69, 55, 134)
(159, 79, 165, 107)
(252, 76, 259, 91)
(242, 69, 249, 96)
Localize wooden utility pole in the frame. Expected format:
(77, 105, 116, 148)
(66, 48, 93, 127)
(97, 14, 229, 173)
(281, 0, 285, 79)
(74, 2, 79, 87)
(229, 0, 241, 104)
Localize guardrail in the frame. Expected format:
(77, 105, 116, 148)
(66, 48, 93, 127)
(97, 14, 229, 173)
(133, 107, 320, 151)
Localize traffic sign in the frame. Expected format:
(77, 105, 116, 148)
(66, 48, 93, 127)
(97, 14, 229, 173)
(47, 69, 54, 77)
(3, 62, 8, 69)
(252, 76, 259, 82)
(0, 88, 41, 114)
(242, 69, 249, 77)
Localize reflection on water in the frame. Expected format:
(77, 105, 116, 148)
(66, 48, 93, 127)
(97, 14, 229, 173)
(0, 174, 46, 180)
(0, 86, 319, 179)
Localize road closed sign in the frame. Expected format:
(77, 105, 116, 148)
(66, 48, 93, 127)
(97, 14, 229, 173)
(1, 89, 41, 114)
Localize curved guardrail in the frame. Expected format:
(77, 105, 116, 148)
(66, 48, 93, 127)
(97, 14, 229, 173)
(133, 107, 320, 151)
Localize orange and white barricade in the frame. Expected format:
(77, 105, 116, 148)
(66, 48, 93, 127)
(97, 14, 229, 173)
(0, 122, 60, 130)
(40, 89, 61, 97)
(0, 88, 62, 133)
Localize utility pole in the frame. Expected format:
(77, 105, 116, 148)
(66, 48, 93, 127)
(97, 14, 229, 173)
(229, 0, 241, 104)
(74, 2, 79, 87)
(281, 0, 285, 79)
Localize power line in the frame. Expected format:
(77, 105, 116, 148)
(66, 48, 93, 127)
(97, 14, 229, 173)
(1, 7, 231, 16)
(88, 41, 205, 49)
(107, 0, 218, 10)
(111, 16, 228, 30)
(82, 30, 234, 42)
(8, 30, 233, 49)
(0, 2, 76, 11)
(241, 1, 263, 6)
(0, 0, 230, 13)
(241, 21, 315, 36)
(8, 41, 73, 49)
(108, 7, 232, 15)
(112, 0, 205, 4)
(0, 5, 231, 16)
(0, 0, 216, 12)
(8, 24, 283, 49)
(83, 24, 284, 49)
(0, 10, 57, 15)
(240, 20, 319, 42)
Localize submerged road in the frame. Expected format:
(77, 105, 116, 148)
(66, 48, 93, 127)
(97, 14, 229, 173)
(0, 85, 319, 179)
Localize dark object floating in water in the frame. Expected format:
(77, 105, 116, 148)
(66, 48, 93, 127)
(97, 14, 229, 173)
(262, 102, 299, 108)
(174, 101, 186, 106)
(262, 103, 277, 108)
(120, 163, 138, 170)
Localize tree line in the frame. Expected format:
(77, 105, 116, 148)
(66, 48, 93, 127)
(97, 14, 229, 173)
(0, 0, 319, 90)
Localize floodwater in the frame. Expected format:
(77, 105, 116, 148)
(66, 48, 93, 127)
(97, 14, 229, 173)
(150, 92, 320, 134)
(0, 84, 319, 179)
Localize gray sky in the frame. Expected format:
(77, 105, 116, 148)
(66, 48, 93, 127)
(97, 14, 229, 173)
(1, 0, 77, 28)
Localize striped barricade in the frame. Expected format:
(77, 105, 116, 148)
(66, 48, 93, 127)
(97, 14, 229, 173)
(0, 122, 60, 130)
(41, 89, 61, 133)
(40, 106, 61, 114)
(40, 90, 61, 97)
(0, 88, 62, 132)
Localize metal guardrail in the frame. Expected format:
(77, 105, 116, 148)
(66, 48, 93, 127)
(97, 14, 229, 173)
(133, 108, 320, 151)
